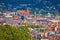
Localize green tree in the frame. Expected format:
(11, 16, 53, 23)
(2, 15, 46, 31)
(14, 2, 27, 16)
(0, 24, 31, 40)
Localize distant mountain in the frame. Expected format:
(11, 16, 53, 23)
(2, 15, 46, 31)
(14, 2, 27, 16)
(0, 0, 60, 13)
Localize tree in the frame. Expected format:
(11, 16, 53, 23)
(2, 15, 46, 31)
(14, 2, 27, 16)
(0, 24, 31, 40)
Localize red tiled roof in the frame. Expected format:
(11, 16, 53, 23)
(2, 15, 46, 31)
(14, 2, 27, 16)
(19, 10, 29, 15)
